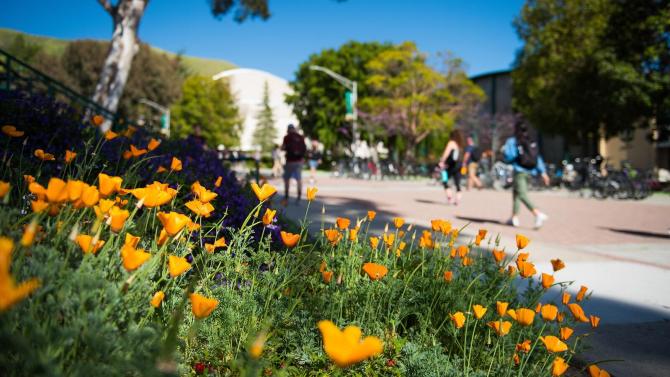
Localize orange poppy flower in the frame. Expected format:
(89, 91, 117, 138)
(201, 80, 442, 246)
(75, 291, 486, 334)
(122, 125, 137, 138)
(367, 211, 376, 221)
(513, 353, 520, 365)
(349, 228, 359, 242)
(551, 258, 565, 272)
(2, 125, 24, 137)
(559, 326, 574, 340)
(562, 292, 571, 305)
(430, 219, 445, 231)
(336, 217, 350, 230)
(588, 365, 611, 377)
(23, 175, 35, 184)
(20, 221, 38, 247)
(589, 315, 600, 328)
(147, 138, 161, 151)
(157, 211, 191, 236)
(191, 181, 218, 203)
(30, 199, 47, 213)
(322, 270, 333, 283)
(307, 186, 318, 201)
(214, 176, 223, 187)
(129, 144, 148, 157)
(540, 335, 568, 353)
(190, 292, 219, 319)
(317, 320, 383, 368)
(552, 357, 569, 376)
(150, 291, 165, 308)
(440, 221, 453, 235)
(518, 260, 537, 278)
(204, 236, 227, 253)
(383, 233, 395, 247)
(451, 312, 466, 329)
(576, 285, 588, 302)
(76, 234, 105, 254)
(516, 308, 535, 326)
(517, 252, 530, 262)
(369, 237, 379, 249)
(392, 217, 404, 228)
(156, 166, 167, 173)
(324, 229, 341, 245)
(98, 173, 123, 197)
(131, 181, 177, 207)
(541, 304, 558, 321)
(34, 149, 55, 161)
(124, 233, 140, 248)
(185, 200, 215, 217)
(507, 265, 517, 276)
(362, 262, 388, 281)
(516, 339, 531, 353)
(0, 237, 41, 311)
(568, 303, 589, 322)
(170, 157, 182, 171)
(462, 257, 474, 266)
(157, 228, 169, 246)
(91, 114, 104, 126)
(419, 232, 434, 249)
(492, 249, 505, 264)
(97, 198, 115, 214)
(535, 302, 542, 313)
(45, 178, 68, 203)
(250, 182, 277, 201)
(516, 234, 530, 249)
(456, 245, 469, 257)
(65, 150, 77, 163)
(109, 206, 129, 233)
(496, 301, 509, 317)
(443, 271, 453, 282)
(557, 312, 565, 323)
(280, 231, 301, 248)
(121, 246, 151, 271)
(472, 304, 487, 319)
(104, 130, 118, 140)
(168, 255, 191, 277)
(487, 320, 512, 336)
(262, 208, 276, 225)
(541, 273, 555, 289)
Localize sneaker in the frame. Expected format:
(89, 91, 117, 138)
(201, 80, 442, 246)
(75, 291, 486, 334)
(534, 213, 548, 229)
(506, 217, 520, 227)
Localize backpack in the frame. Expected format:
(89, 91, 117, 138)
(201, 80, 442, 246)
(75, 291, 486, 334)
(470, 146, 482, 163)
(285, 134, 306, 161)
(516, 139, 538, 169)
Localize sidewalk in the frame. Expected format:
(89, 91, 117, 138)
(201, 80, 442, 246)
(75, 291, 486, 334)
(270, 175, 670, 376)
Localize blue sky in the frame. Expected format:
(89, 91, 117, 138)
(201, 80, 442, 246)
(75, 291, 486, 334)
(0, 0, 525, 80)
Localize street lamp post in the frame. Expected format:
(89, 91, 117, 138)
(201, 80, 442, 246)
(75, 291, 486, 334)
(309, 65, 359, 145)
(139, 98, 170, 137)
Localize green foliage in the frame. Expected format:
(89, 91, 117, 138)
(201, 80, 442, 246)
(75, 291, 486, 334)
(362, 43, 484, 159)
(170, 75, 241, 148)
(287, 41, 393, 149)
(512, 0, 670, 140)
(253, 81, 277, 153)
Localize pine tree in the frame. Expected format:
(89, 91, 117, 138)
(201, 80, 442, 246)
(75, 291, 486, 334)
(253, 81, 277, 153)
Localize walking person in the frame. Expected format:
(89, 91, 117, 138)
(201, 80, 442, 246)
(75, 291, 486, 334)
(306, 139, 322, 185)
(281, 124, 307, 204)
(439, 129, 464, 205)
(462, 134, 483, 190)
(503, 122, 549, 228)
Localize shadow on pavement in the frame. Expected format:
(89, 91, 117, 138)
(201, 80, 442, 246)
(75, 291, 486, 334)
(601, 227, 670, 240)
(456, 215, 505, 226)
(415, 198, 446, 205)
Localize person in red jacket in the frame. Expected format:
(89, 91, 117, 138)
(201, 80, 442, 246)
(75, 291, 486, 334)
(281, 124, 307, 204)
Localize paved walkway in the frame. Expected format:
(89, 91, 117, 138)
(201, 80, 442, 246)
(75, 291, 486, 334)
(269, 175, 670, 376)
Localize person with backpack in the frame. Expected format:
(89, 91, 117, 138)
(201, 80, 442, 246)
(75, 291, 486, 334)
(438, 129, 464, 205)
(462, 134, 483, 190)
(503, 122, 549, 229)
(281, 124, 307, 204)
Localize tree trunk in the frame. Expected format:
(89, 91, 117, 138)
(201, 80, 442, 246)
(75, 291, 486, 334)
(92, 0, 148, 131)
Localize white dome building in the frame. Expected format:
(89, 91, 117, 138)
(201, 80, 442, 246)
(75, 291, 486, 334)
(212, 68, 298, 151)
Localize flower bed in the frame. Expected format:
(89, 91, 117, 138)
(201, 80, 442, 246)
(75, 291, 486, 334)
(0, 94, 608, 376)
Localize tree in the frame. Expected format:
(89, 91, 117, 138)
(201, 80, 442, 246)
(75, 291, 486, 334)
(361, 42, 484, 160)
(252, 81, 277, 153)
(170, 75, 240, 148)
(287, 41, 392, 149)
(92, 0, 269, 130)
(512, 0, 670, 145)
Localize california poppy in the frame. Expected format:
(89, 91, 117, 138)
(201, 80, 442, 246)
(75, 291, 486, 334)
(367, 211, 376, 221)
(456, 245, 469, 257)
(317, 320, 383, 368)
(262, 208, 276, 225)
(336, 217, 350, 230)
(488, 320, 512, 336)
(280, 231, 301, 248)
(496, 301, 509, 317)
(214, 176, 223, 187)
(204, 237, 227, 253)
(559, 327, 574, 340)
(250, 182, 277, 201)
(492, 249, 504, 264)
(362, 263, 388, 281)
(576, 285, 588, 302)
(588, 365, 611, 377)
(1, 125, 24, 137)
(443, 271, 453, 282)
(541, 304, 558, 321)
(383, 233, 395, 247)
(156, 166, 167, 173)
(516, 340, 531, 353)
(190, 292, 219, 319)
(349, 228, 359, 242)
(568, 303, 589, 322)
(552, 357, 569, 376)
(249, 332, 267, 359)
(322, 270, 333, 283)
(462, 257, 474, 266)
(151, 291, 165, 308)
(0, 237, 41, 311)
(324, 229, 341, 245)
(98, 173, 123, 197)
(451, 312, 466, 329)
(185, 200, 215, 217)
(170, 157, 182, 171)
(551, 258, 565, 272)
(65, 150, 77, 163)
(431, 219, 445, 231)
(34, 149, 55, 161)
(168, 255, 191, 277)
(369, 236, 379, 249)
(419, 232, 434, 249)
(109, 206, 129, 233)
(540, 336, 568, 353)
(307, 187, 318, 201)
(46, 178, 68, 203)
(104, 130, 118, 140)
(157, 228, 169, 246)
(191, 181, 218, 203)
(131, 181, 177, 208)
(129, 144, 148, 157)
(472, 304, 487, 319)
(392, 217, 404, 228)
(20, 221, 38, 247)
(157, 211, 191, 236)
(506, 309, 517, 320)
(516, 308, 535, 326)
(589, 315, 600, 328)
(518, 260, 536, 278)
(121, 246, 151, 271)
(516, 234, 530, 249)
(562, 292, 571, 305)
(91, 114, 104, 126)
(147, 138, 161, 151)
(31, 199, 49, 213)
(541, 273, 555, 289)
(76, 234, 105, 254)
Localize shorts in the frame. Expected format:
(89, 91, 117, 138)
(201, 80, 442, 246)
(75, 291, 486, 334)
(283, 161, 303, 181)
(308, 159, 319, 169)
(468, 162, 478, 176)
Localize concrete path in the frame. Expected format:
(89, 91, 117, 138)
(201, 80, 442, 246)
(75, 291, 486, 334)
(268, 175, 670, 376)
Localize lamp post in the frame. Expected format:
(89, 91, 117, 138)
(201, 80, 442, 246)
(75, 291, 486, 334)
(309, 65, 359, 145)
(139, 98, 170, 137)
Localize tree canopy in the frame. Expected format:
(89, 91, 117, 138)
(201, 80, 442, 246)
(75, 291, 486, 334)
(512, 0, 670, 141)
(286, 41, 392, 148)
(170, 75, 241, 148)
